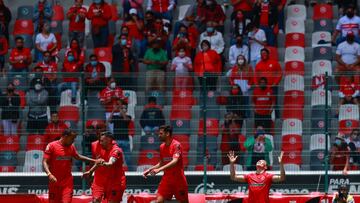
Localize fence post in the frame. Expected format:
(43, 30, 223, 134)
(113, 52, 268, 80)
(80, 72, 86, 193)
(324, 72, 329, 194)
(202, 76, 207, 194)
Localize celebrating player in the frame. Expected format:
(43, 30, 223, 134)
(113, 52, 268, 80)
(143, 125, 189, 203)
(83, 131, 126, 203)
(228, 151, 286, 203)
(43, 129, 103, 203)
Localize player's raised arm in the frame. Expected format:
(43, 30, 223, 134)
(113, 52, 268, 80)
(228, 151, 246, 183)
(272, 151, 286, 183)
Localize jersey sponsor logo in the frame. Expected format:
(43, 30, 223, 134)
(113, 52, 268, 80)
(56, 156, 72, 161)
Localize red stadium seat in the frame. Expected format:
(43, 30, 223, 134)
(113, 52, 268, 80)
(0, 166, 16, 172)
(26, 134, 47, 151)
(94, 47, 112, 63)
(281, 134, 303, 151)
(58, 106, 80, 123)
(172, 90, 196, 106)
(285, 61, 304, 76)
(137, 150, 160, 166)
(313, 4, 333, 20)
(198, 119, 219, 136)
(282, 150, 302, 165)
(52, 4, 65, 21)
(170, 106, 192, 120)
(339, 120, 360, 135)
(266, 46, 278, 61)
(13, 19, 34, 35)
(285, 33, 305, 48)
(194, 164, 215, 171)
(0, 135, 20, 152)
(173, 134, 190, 151)
(283, 90, 304, 107)
(282, 107, 304, 121)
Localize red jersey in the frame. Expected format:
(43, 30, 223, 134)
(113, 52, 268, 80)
(0, 36, 8, 56)
(67, 5, 87, 32)
(331, 147, 349, 171)
(255, 59, 282, 86)
(252, 87, 275, 115)
(45, 122, 68, 143)
(228, 66, 254, 86)
(9, 48, 32, 70)
(99, 87, 125, 112)
(65, 48, 85, 67)
(44, 141, 78, 185)
(91, 141, 108, 187)
(260, 3, 270, 27)
(194, 50, 222, 77)
(36, 61, 58, 81)
(160, 139, 185, 181)
(62, 61, 81, 83)
(123, 20, 144, 40)
(244, 172, 274, 203)
(104, 144, 126, 186)
(87, 3, 112, 27)
(84, 63, 106, 84)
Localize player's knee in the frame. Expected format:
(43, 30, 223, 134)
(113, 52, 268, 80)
(156, 196, 165, 203)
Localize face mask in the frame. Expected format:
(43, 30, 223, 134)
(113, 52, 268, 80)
(67, 56, 75, 62)
(122, 32, 128, 36)
(121, 39, 127, 46)
(206, 27, 214, 33)
(260, 85, 267, 90)
(238, 59, 245, 65)
(178, 51, 186, 58)
(335, 139, 342, 146)
(91, 61, 98, 66)
(237, 13, 243, 19)
(236, 40, 242, 45)
(71, 43, 78, 49)
(347, 36, 355, 43)
(110, 82, 116, 89)
(347, 11, 354, 18)
(94, 0, 101, 4)
(7, 88, 14, 93)
(17, 45, 23, 50)
(35, 84, 42, 91)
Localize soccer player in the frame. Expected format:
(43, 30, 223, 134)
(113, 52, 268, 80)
(43, 129, 103, 203)
(143, 125, 189, 203)
(83, 131, 126, 203)
(228, 151, 285, 203)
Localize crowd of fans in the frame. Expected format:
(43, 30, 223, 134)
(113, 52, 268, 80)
(0, 0, 359, 171)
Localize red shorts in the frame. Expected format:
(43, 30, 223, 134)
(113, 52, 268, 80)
(104, 184, 126, 202)
(91, 182, 105, 201)
(157, 177, 188, 201)
(48, 179, 73, 203)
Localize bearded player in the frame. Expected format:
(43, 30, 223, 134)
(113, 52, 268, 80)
(43, 129, 103, 203)
(228, 151, 285, 203)
(83, 131, 126, 203)
(143, 125, 188, 203)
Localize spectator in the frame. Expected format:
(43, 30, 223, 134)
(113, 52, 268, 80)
(244, 128, 273, 170)
(146, 0, 175, 21)
(119, 26, 133, 48)
(331, 136, 350, 174)
(112, 34, 136, 89)
(229, 35, 249, 66)
(221, 113, 245, 165)
(0, 33, 8, 76)
(331, 185, 355, 203)
(140, 96, 165, 134)
(348, 129, 360, 169)
(33, 0, 53, 33)
(194, 40, 222, 91)
(108, 99, 134, 170)
(146, 18, 171, 58)
(230, 0, 254, 21)
(332, 4, 360, 45)
(174, 0, 206, 33)
(143, 39, 168, 92)
(26, 78, 49, 134)
(335, 31, 360, 84)
(227, 55, 253, 117)
(35, 23, 57, 62)
(123, 8, 145, 57)
(84, 120, 105, 156)
(252, 77, 275, 133)
(67, 0, 88, 47)
(334, 1, 357, 16)
(247, 23, 267, 68)
(9, 36, 32, 76)
(199, 21, 225, 55)
(45, 112, 68, 142)
(123, 0, 144, 19)
(226, 85, 245, 119)
(171, 48, 193, 90)
(144, 11, 156, 36)
(252, 0, 281, 46)
(0, 83, 20, 136)
(99, 78, 126, 133)
(338, 75, 359, 106)
(202, 0, 226, 32)
(87, 0, 112, 48)
(84, 54, 106, 97)
(65, 38, 85, 68)
(0, 0, 12, 42)
(231, 10, 250, 38)
(172, 24, 195, 58)
(58, 51, 81, 104)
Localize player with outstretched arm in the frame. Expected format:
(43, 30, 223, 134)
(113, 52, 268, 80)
(143, 125, 189, 203)
(228, 151, 286, 203)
